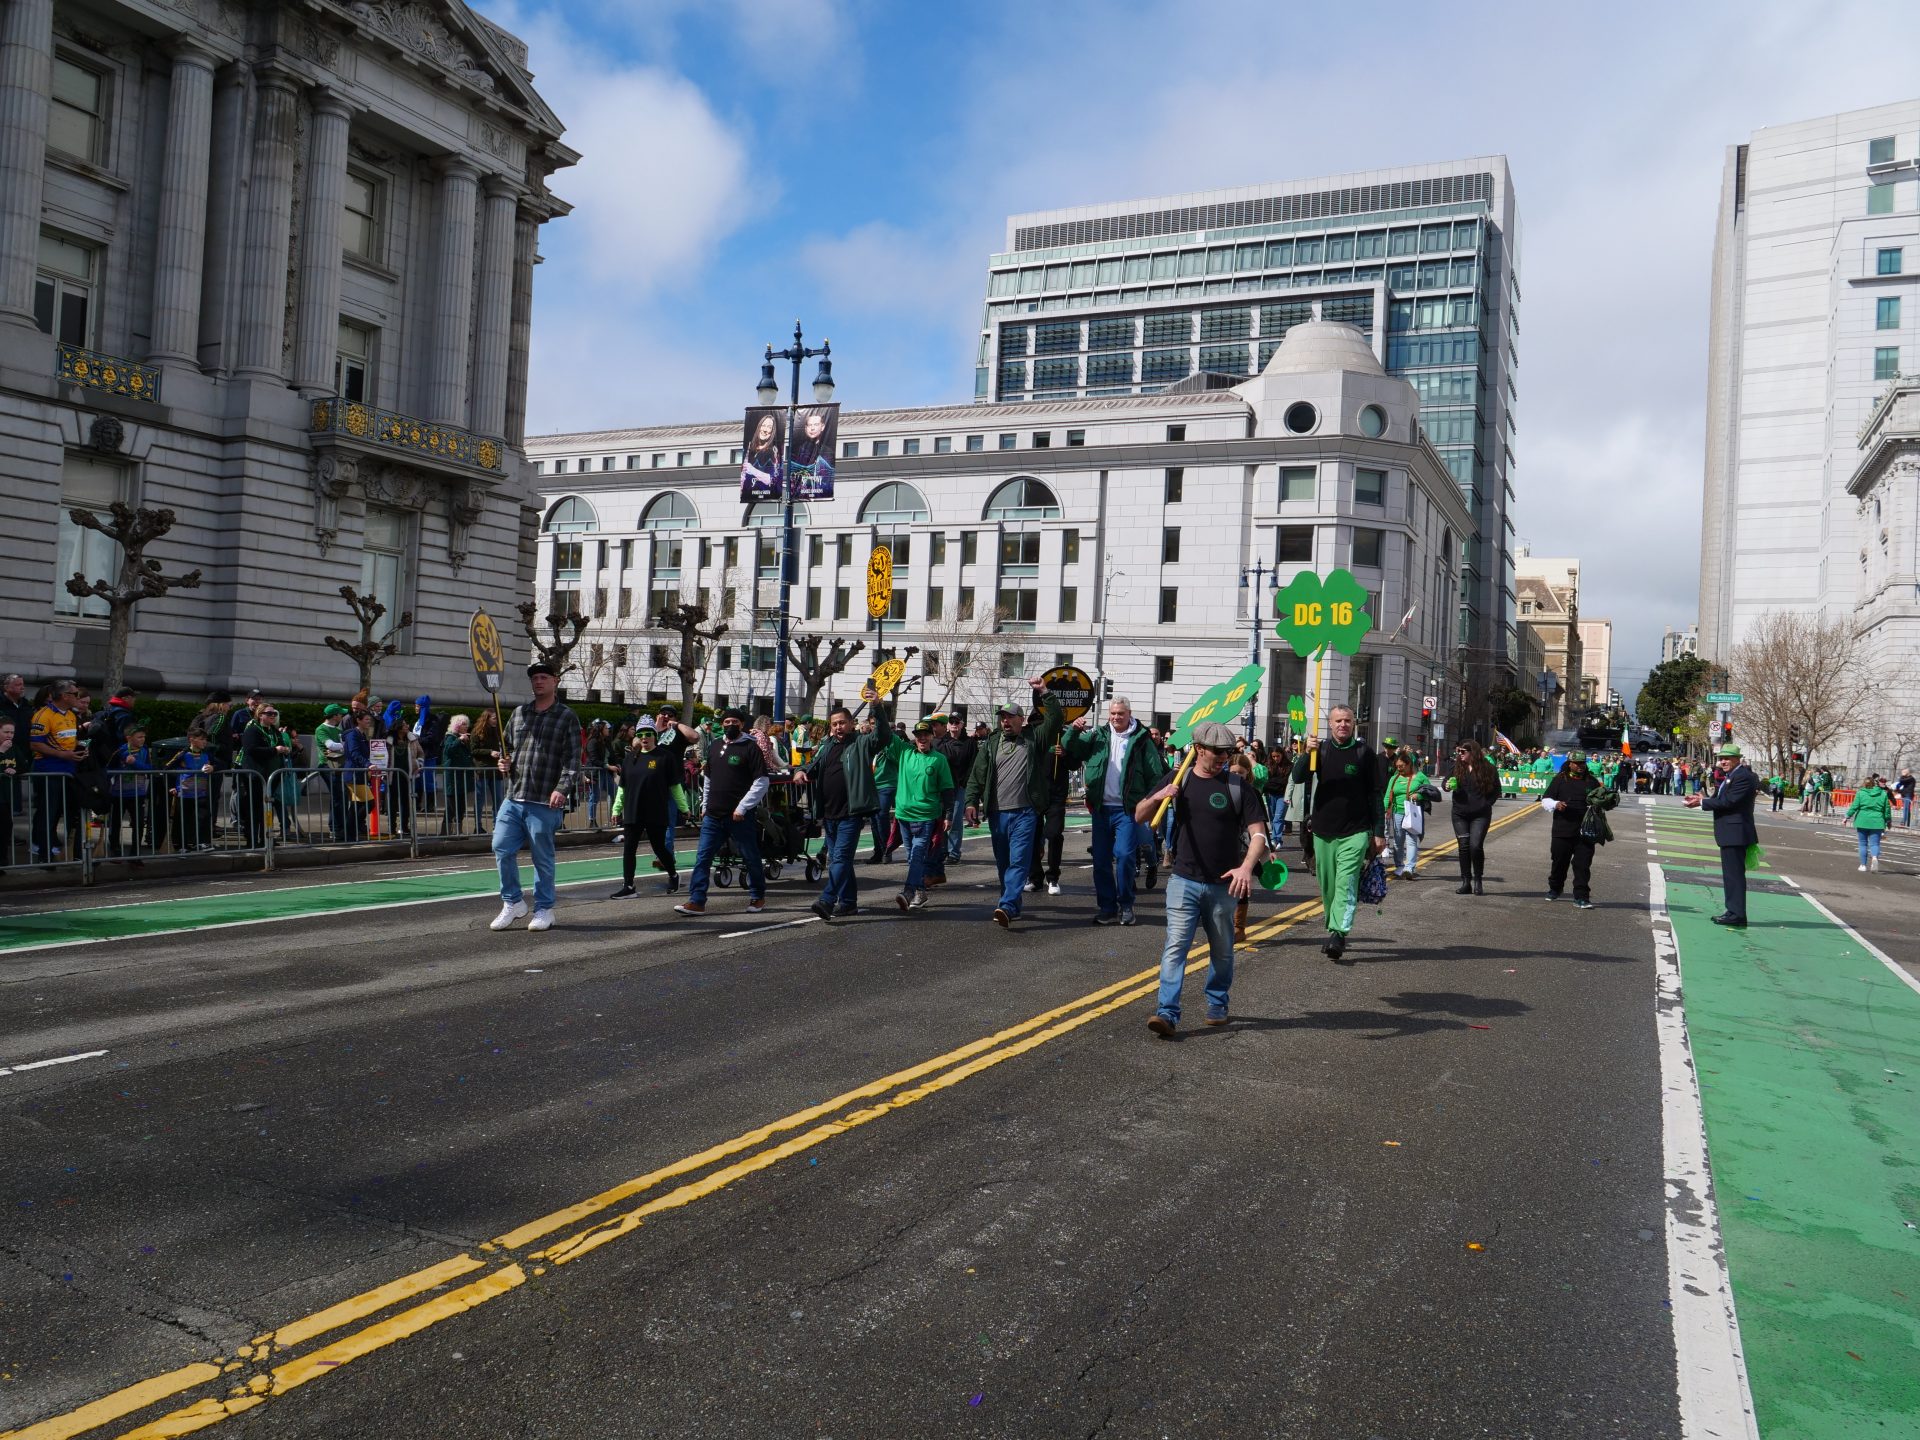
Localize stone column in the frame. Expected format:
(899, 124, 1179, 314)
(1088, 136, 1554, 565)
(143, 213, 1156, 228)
(469, 177, 517, 437)
(0, 0, 53, 327)
(425, 158, 479, 426)
(504, 207, 537, 447)
(197, 63, 249, 368)
(233, 64, 301, 380)
(292, 90, 353, 394)
(148, 41, 219, 363)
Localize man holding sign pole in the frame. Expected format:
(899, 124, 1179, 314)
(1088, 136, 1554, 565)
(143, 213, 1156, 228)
(964, 677, 1062, 928)
(1137, 720, 1270, 1036)
(1290, 704, 1386, 962)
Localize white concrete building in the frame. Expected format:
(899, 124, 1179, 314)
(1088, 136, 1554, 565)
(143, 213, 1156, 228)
(1699, 100, 1920, 661)
(1844, 377, 1920, 774)
(528, 323, 1472, 747)
(1660, 624, 1699, 665)
(0, 0, 574, 698)
(978, 160, 1522, 683)
(1579, 619, 1613, 708)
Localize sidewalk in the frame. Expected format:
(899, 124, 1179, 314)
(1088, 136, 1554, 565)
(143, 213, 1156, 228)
(1649, 805, 1920, 1439)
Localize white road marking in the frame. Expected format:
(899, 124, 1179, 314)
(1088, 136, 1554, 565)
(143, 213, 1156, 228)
(718, 916, 822, 939)
(1646, 862, 1760, 1440)
(0, 1049, 109, 1078)
(1796, 892, 1920, 999)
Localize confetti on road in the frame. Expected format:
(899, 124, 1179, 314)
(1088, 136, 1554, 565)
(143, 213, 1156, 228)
(1468, 1024, 1491, 1030)
(969, 1394, 984, 1407)
(1382, 1140, 1402, 1147)
(1464, 1242, 1485, 1252)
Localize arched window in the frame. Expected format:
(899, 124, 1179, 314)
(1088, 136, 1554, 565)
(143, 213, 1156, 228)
(859, 482, 930, 526)
(543, 495, 599, 533)
(641, 491, 698, 530)
(745, 500, 811, 528)
(984, 476, 1062, 520)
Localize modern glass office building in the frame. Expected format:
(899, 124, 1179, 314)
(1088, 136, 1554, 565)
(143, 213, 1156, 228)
(978, 159, 1521, 671)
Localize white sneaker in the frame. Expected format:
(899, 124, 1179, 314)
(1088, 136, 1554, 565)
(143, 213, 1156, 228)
(1870, 856, 1880, 872)
(528, 909, 555, 932)
(1859, 864, 1869, 872)
(1046, 881, 1061, 896)
(490, 899, 529, 930)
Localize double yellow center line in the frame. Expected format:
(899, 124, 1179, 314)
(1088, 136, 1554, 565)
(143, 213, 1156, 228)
(9, 806, 1534, 1440)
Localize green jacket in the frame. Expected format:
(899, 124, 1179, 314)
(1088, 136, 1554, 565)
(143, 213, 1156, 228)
(889, 742, 955, 822)
(1059, 720, 1170, 810)
(966, 697, 1066, 813)
(1846, 784, 1892, 831)
(801, 702, 892, 816)
(874, 738, 901, 789)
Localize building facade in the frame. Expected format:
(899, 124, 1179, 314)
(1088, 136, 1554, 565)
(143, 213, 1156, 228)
(0, 0, 573, 699)
(978, 160, 1521, 683)
(1698, 100, 1920, 661)
(1579, 619, 1614, 708)
(1844, 378, 1920, 775)
(1660, 624, 1699, 665)
(527, 323, 1472, 748)
(1514, 547, 1582, 728)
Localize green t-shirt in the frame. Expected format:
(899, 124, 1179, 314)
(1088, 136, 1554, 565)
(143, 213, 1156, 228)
(890, 745, 955, 822)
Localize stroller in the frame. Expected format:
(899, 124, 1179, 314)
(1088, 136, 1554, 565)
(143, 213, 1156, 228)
(709, 774, 824, 888)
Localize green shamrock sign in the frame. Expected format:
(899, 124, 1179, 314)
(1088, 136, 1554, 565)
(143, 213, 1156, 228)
(1169, 662, 1265, 746)
(1273, 568, 1373, 659)
(1286, 694, 1307, 731)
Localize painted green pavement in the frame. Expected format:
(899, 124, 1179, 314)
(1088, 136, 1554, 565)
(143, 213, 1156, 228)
(0, 820, 1092, 952)
(1662, 845, 1919, 1437)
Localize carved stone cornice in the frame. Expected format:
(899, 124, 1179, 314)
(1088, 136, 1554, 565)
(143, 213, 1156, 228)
(345, 1, 497, 91)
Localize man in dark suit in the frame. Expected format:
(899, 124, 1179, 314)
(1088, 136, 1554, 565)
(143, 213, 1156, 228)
(1685, 741, 1757, 927)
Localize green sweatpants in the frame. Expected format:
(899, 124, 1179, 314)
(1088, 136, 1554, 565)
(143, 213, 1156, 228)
(1316, 829, 1374, 935)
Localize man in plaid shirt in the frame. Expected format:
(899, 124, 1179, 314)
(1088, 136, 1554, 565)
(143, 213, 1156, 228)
(490, 660, 582, 932)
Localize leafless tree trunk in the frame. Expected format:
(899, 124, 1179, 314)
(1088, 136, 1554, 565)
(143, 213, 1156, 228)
(63, 502, 203, 695)
(919, 604, 1007, 715)
(323, 584, 414, 695)
(654, 599, 729, 714)
(784, 631, 866, 715)
(1727, 610, 1862, 767)
(517, 598, 589, 678)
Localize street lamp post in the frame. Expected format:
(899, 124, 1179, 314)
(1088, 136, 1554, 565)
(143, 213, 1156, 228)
(756, 320, 833, 723)
(1239, 561, 1280, 740)
(1093, 558, 1124, 699)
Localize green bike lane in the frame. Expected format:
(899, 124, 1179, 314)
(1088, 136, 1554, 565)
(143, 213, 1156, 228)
(0, 819, 1094, 954)
(1651, 806, 1920, 1439)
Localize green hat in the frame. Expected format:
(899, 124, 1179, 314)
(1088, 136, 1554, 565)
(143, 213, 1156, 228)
(1717, 741, 1742, 758)
(323, 703, 347, 718)
(1384, 736, 1398, 747)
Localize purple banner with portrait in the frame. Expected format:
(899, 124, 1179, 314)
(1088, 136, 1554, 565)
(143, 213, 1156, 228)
(786, 403, 838, 500)
(740, 406, 785, 501)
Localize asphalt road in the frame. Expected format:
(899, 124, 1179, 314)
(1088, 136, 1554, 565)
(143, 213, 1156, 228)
(4, 807, 1694, 1438)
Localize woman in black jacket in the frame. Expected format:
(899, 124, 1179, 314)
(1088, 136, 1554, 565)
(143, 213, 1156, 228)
(608, 724, 680, 897)
(1542, 752, 1617, 910)
(1445, 739, 1500, 894)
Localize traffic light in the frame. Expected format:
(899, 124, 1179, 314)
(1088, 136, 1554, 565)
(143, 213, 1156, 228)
(1102, 677, 1114, 699)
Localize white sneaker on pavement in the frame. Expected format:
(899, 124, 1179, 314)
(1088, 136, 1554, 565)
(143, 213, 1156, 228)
(1859, 864, 1869, 872)
(1046, 881, 1061, 895)
(490, 899, 529, 930)
(528, 909, 555, 932)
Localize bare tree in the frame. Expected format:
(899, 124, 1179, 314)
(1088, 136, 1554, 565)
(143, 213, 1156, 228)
(784, 631, 866, 715)
(653, 598, 730, 713)
(322, 584, 415, 695)
(919, 603, 1007, 715)
(517, 598, 588, 677)
(1728, 610, 1862, 771)
(63, 502, 203, 696)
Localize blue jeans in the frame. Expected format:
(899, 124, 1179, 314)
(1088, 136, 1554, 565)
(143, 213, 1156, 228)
(1155, 872, 1237, 1024)
(901, 819, 941, 891)
(988, 808, 1039, 915)
(1267, 794, 1288, 833)
(1858, 829, 1883, 864)
(1090, 804, 1140, 915)
(819, 815, 864, 910)
(1392, 827, 1422, 875)
(493, 797, 563, 912)
(689, 812, 764, 904)
(1903, 796, 1912, 827)
(946, 790, 967, 860)
(870, 785, 897, 854)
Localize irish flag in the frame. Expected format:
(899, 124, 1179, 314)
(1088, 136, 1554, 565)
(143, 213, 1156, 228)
(1621, 723, 1632, 758)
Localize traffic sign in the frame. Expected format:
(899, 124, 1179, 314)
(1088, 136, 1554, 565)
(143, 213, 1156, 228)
(468, 608, 504, 693)
(866, 545, 893, 619)
(1706, 692, 1743, 704)
(1041, 664, 1096, 723)
(1273, 568, 1374, 659)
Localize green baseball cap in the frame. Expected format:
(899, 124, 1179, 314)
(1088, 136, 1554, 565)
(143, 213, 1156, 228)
(1717, 742, 1742, 758)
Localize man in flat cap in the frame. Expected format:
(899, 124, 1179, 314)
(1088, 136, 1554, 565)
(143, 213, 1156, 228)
(489, 659, 580, 933)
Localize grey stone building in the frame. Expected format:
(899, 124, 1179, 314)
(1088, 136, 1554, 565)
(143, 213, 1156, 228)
(0, 0, 573, 700)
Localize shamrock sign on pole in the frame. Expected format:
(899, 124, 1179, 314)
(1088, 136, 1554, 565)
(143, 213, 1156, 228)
(1272, 569, 1372, 769)
(1286, 694, 1307, 735)
(1153, 663, 1266, 828)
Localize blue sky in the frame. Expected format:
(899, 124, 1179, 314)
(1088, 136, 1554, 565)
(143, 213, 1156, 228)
(473, 0, 1914, 710)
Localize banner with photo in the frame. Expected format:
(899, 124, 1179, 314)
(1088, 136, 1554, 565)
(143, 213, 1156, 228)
(739, 406, 785, 501)
(786, 403, 838, 500)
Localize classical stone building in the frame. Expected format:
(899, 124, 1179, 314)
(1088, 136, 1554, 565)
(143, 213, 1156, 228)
(1514, 547, 1584, 727)
(527, 321, 1473, 749)
(0, 0, 573, 699)
(1845, 376, 1920, 775)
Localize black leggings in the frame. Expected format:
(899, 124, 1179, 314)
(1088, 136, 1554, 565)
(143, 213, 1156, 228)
(1451, 811, 1490, 880)
(622, 815, 675, 885)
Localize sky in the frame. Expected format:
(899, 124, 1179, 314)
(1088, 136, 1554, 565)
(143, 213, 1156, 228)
(472, 0, 1916, 713)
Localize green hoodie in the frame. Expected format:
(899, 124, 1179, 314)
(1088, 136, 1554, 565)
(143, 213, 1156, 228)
(888, 739, 955, 822)
(1846, 784, 1892, 831)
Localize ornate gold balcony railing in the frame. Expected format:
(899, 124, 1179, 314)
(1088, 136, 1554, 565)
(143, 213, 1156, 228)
(309, 399, 503, 472)
(56, 343, 161, 402)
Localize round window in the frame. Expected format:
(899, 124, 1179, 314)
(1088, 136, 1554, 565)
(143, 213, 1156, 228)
(1283, 401, 1318, 434)
(1359, 405, 1387, 438)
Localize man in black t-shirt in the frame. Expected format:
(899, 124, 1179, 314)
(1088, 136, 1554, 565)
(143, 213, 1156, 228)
(674, 708, 771, 915)
(1135, 721, 1270, 1037)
